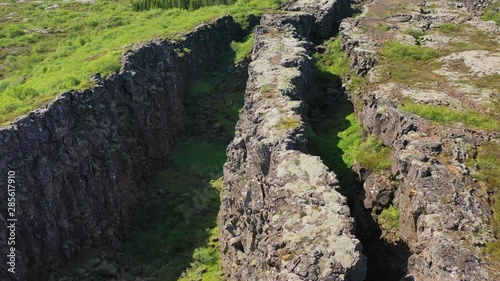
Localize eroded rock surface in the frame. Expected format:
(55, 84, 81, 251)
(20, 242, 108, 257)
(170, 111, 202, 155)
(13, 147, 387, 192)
(219, 1, 367, 280)
(339, 0, 500, 279)
(0, 16, 241, 281)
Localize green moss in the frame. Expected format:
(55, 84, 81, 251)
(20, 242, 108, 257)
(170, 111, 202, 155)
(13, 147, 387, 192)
(378, 205, 400, 242)
(402, 102, 500, 132)
(276, 116, 301, 131)
(123, 140, 226, 278)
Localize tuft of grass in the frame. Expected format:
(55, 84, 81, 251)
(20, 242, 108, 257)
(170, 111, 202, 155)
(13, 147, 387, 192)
(402, 102, 500, 132)
(356, 135, 392, 172)
(381, 41, 439, 60)
(230, 32, 254, 62)
(276, 116, 302, 131)
(378, 205, 400, 242)
(405, 28, 425, 45)
(313, 38, 351, 78)
(438, 23, 460, 33)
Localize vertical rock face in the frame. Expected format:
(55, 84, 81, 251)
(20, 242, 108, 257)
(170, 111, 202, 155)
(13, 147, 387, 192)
(219, 1, 367, 280)
(0, 16, 240, 281)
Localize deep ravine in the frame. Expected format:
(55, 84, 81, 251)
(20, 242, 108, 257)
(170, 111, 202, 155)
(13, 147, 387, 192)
(306, 49, 412, 280)
(52, 44, 250, 281)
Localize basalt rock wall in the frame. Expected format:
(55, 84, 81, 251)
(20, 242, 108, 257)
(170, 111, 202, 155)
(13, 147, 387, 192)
(219, 1, 367, 280)
(339, 3, 499, 279)
(0, 16, 240, 281)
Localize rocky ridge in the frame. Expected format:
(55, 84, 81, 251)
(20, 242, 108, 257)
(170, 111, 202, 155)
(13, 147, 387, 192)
(339, 0, 499, 279)
(219, 1, 367, 280)
(0, 16, 241, 281)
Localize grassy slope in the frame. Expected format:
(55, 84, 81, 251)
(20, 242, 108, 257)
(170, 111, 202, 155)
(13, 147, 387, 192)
(0, 0, 279, 124)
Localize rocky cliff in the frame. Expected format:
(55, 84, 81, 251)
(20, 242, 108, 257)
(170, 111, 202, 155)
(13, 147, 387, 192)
(339, 0, 499, 279)
(218, 1, 367, 280)
(0, 16, 241, 281)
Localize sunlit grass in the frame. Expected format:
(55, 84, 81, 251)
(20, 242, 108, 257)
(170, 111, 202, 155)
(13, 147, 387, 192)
(0, 0, 280, 125)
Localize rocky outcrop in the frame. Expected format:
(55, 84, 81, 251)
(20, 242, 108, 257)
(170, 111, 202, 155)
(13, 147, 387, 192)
(458, 0, 494, 14)
(339, 0, 500, 279)
(0, 16, 241, 281)
(219, 1, 366, 280)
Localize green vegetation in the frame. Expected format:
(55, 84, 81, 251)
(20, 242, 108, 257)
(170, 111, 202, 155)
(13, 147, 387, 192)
(402, 102, 500, 132)
(483, 1, 500, 25)
(356, 135, 392, 172)
(309, 37, 391, 187)
(405, 28, 425, 45)
(313, 38, 350, 79)
(378, 41, 442, 86)
(0, 0, 280, 124)
(378, 205, 400, 243)
(230, 32, 254, 62)
(438, 23, 460, 33)
(276, 116, 302, 132)
(467, 141, 500, 266)
(308, 112, 363, 186)
(179, 227, 223, 281)
(132, 0, 236, 11)
(381, 41, 438, 61)
(123, 52, 244, 280)
(124, 141, 226, 279)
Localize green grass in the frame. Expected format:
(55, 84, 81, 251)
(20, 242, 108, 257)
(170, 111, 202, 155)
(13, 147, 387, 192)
(124, 140, 226, 279)
(402, 102, 500, 132)
(313, 38, 351, 78)
(178, 226, 223, 281)
(378, 205, 400, 243)
(308, 112, 363, 186)
(230, 32, 254, 62)
(381, 41, 439, 61)
(356, 135, 392, 172)
(377, 41, 442, 86)
(438, 23, 460, 33)
(405, 28, 425, 45)
(483, 1, 500, 25)
(0, 0, 280, 125)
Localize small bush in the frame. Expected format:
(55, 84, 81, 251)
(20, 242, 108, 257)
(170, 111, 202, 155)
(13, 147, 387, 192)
(381, 41, 439, 60)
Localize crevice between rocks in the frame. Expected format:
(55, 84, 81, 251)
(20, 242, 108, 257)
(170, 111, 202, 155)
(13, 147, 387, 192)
(305, 47, 412, 281)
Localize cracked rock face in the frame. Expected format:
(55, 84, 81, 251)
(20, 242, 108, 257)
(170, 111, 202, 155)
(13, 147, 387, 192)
(219, 1, 366, 280)
(339, 0, 499, 279)
(0, 16, 240, 281)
